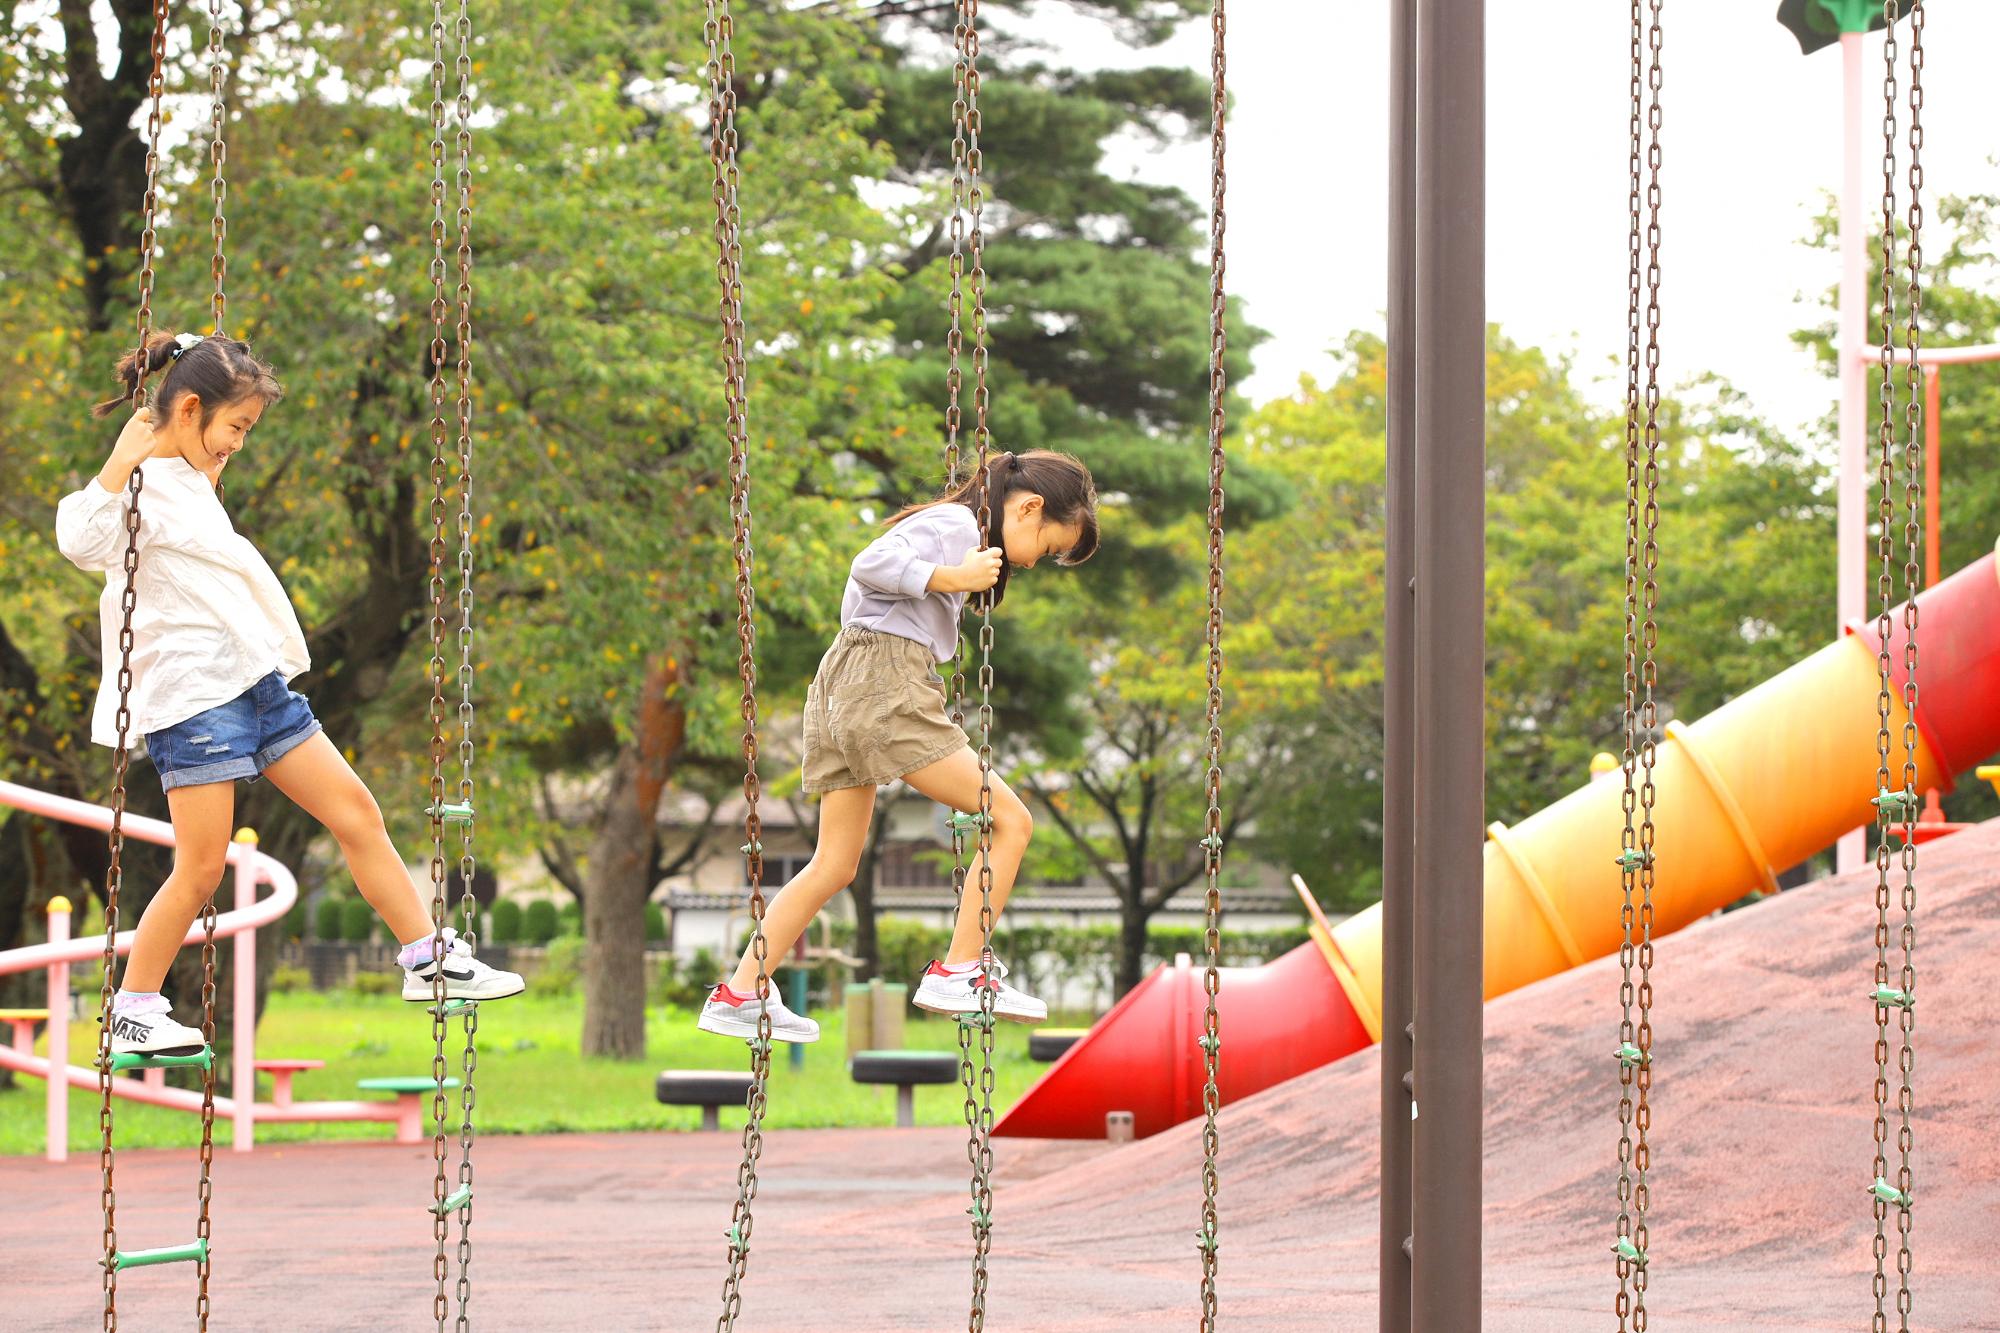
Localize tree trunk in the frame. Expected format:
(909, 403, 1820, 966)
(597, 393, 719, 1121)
(580, 655, 685, 1058)
(1116, 880, 1151, 1000)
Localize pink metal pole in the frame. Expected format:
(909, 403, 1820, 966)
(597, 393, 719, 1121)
(46, 897, 71, 1165)
(1835, 28, 1869, 875)
(232, 830, 258, 1153)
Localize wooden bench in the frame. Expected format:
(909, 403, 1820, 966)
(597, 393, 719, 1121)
(849, 1050, 960, 1128)
(655, 1070, 754, 1131)
(255, 1058, 325, 1108)
(357, 1076, 462, 1145)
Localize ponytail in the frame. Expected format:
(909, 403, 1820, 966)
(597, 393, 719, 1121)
(885, 448, 1100, 608)
(93, 330, 285, 424)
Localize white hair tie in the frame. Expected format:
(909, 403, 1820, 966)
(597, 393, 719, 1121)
(169, 332, 205, 360)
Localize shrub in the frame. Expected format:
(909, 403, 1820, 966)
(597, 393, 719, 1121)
(489, 899, 523, 943)
(280, 899, 309, 943)
(529, 935, 585, 998)
(643, 902, 667, 944)
(350, 972, 398, 997)
(268, 965, 313, 994)
(557, 900, 582, 937)
(339, 899, 375, 944)
(313, 898, 344, 943)
(522, 899, 558, 944)
(653, 946, 719, 1010)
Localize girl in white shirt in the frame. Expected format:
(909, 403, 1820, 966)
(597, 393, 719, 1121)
(57, 331, 521, 1057)
(697, 449, 1099, 1043)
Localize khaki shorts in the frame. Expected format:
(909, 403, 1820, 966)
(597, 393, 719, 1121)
(801, 627, 967, 793)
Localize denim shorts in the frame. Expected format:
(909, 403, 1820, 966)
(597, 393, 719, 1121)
(146, 672, 323, 792)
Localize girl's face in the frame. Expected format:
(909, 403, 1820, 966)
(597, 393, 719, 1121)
(156, 392, 265, 482)
(1000, 492, 1084, 570)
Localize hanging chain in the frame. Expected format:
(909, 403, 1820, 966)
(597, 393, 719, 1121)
(206, 0, 227, 336)
(1870, 5, 1921, 1329)
(1195, 0, 1227, 1327)
(449, 3, 479, 1325)
(99, 10, 172, 1326)
(425, 1, 455, 1323)
(1614, 2, 1663, 1326)
(706, 2, 771, 1326)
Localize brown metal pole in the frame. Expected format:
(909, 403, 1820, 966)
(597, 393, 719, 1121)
(1380, 0, 1417, 1328)
(1412, 0, 1484, 1327)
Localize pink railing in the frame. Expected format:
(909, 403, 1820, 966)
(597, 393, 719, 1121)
(0, 778, 421, 1161)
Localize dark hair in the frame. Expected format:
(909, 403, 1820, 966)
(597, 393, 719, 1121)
(92, 331, 284, 424)
(887, 448, 1099, 608)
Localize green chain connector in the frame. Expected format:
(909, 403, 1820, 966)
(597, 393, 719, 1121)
(725, 1221, 749, 1255)
(1194, 1225, 1219, 1255)
(1614, 848, 1653, 870)
(1197, 832, 1224, 853)
(1611, 1237, 1647, 1269)
(957, 1011, 997, 1031)
(106, 1047, 214, 1075)
(740, 839, 763, 857)
(1871, 788, 1918, 820)
(947, 812, 993, 833)
(427, 998, 476, 1018)
(427, 801, 475, 824)
(1197, 1032, 1221, 1055)
(1614, 1042, 1649, 1069)
(1868, 1178, 1912, 1210)
(430, 1185, 473, 1217)
(1871, 985, 1914, 1011)
(966, 1202, 992, 1230)
(747, 1037, 772, 1059)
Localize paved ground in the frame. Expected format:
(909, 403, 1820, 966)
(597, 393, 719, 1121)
(7, 824, 1998, 1331)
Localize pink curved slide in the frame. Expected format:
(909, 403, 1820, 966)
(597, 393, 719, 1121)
(998, 546, 2000, 1140)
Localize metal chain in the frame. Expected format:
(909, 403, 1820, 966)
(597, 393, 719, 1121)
(705, 2, 771, 1326)
(99, 12, 172, 1325)
(940, 4, 1000, 1327)
(1870, 5, 1920, 1329)
(449, 4, 479, 1325)
(207, 0, 227, 336)
(1612, 1, 1645, 1326)
(1614, 3, 1663, 1326)
(1195, 0, 1227, 1326)
(425, 2, 454, 1323)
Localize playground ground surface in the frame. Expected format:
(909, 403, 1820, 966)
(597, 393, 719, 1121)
(6, 823, 1998, 1331)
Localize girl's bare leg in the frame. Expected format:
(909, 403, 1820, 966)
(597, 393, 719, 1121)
(725, 784, 877, 993)
(899, 746, 1032, 965)
(262, 733, 433, 945)
(120, 781, 235, 993)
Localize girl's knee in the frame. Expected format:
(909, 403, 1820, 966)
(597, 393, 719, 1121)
(170, 851, 229, 894)
(994, 794, 1033, 843)
(329, 790, 388, 845)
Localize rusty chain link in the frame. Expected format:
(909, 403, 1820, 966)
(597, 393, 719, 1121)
(1614, 2, 1663, 1327)
(1195, 0, 1227, 1327)
(1871, 5, 1921, 1329)
(99, 10, 172, 1326)
(207, 0, 227, 336)
(705, 2, 772, 1327)
(425, 1, 455, 1323)
(449, 2, 480, 1326)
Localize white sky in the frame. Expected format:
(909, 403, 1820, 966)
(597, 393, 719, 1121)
(1025, 1, 2000, 432)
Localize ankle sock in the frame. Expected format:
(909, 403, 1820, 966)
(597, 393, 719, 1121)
(112, 989, 167, 1017)
(937, 958, 982, 975)
(716, 984, 760, 1004)
(397, 931, 455, 969)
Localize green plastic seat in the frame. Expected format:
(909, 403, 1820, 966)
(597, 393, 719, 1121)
(358, 1076, 461, 1094)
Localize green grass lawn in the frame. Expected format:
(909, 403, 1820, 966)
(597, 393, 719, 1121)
(0, 991, 1058, 1155)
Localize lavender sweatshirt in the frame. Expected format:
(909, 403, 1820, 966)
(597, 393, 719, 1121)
(842, 504, 983, 662)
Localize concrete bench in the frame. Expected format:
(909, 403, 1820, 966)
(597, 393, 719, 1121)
(357, 1076, 461, 1145)
(1028, 1028, 1087, 1063)
(850, 1049, 960, 1128)
(656, 1070, 755, 1131)
(255, 1058, 325, 1108)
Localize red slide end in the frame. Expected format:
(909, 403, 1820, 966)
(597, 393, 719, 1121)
(994, 940, 1370, 1139)
(1850, 550, 2000, 785)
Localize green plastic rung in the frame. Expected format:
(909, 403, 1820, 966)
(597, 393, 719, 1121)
(1868, 1177, 1912, 1210)
(1614, 849, 1653, 870)
(1871, 985, 1914, 1010)
(107, 1047, 213, 1074)
(427, 802, 475, 823)
(111, 1238, 208, 1271)
(1871, 788, 1918, 820)
(1611, 1237, 1647, 1269)
(430, 1185, 473, 1217)
(948, 812, 993, 832)
(1614, 1042, 1650, 1069)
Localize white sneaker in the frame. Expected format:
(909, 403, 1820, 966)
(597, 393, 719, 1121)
(912, 957, 1048, 1024)
(401, 928, 525, 1002)
(697, 984, 820, 1043)
(107, 997, 206, 1056)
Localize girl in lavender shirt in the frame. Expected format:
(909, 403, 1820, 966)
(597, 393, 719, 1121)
(699, 450, 1099, 1041)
